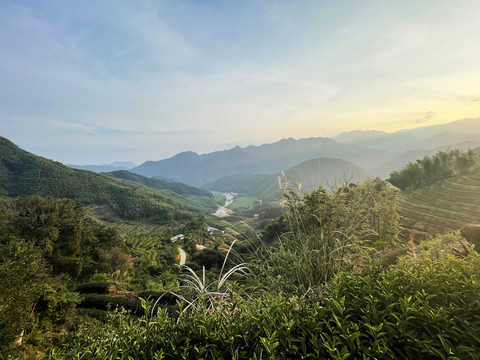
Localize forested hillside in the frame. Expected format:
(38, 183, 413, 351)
(0, 195, 125, 352)
(0, 136, 215, 221)
(388, 148, 480, 190)
(105, 170, 213, 197)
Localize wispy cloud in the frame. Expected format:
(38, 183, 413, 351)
(416, 111, 435, 124)
(51, 121, 98, 133)
(1, 0, 480, 163)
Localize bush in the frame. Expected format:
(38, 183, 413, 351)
(137, 291, 177, 305)
(52, 253, 480, 359)
(77, 308, 110, 322)
(79, 294, 143, 315)
(75, 282, 113, 294)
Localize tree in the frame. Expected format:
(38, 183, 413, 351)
(260, 179, 401, 293)
(0, 241, 48, 350)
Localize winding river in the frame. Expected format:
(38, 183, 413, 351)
(212, 192, 234, 217)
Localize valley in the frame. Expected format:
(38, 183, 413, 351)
(4, 2, 480, 357)
(2, 123, 480, 359)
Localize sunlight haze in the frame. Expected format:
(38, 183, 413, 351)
(1, 0, 480, 164)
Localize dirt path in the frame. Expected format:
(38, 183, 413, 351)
(178, 247, 186, 265)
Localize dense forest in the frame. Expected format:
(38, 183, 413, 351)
(0, 137, 216, 221)
(105, 170, 214, 198)
(0, 195, 123, 352)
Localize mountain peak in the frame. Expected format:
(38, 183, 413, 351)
(173, 151, 200, 158)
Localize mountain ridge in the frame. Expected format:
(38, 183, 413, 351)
(209, 157, 372, 200)
(0, 136, 215, 221)
(131, 137, 390, 186)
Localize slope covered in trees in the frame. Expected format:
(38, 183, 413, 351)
(388, 148, 480, 190)
(0, 136, 215, 221)
(0, 195, 126, 353)
(105, 170, 213, 197)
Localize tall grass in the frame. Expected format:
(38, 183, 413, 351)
(258, 186, 358, 295)
(149, 240, 249, 318)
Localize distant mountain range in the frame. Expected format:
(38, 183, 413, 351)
(334, 118, 480, 150)
(129, 118, 480, 188)
(131, 138, 393, 186)
(68, 161, 137, 173)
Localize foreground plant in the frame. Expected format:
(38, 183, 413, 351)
(49, 250, 480, 359)
(150, 239, 249, 317)
(257, 178, 400, 295)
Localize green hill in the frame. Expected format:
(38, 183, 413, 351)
(208, 173, 278, 199)
(209, 157, 372, 200)
(283, 157, 372, 193)
(105, 170, 213, 197)
(0, 136, 215, 221)
(398, 171, 480, 238)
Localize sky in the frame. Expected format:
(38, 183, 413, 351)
(1, 0, 480, 165)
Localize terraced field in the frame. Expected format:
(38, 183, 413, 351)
(108, 222, 171, 238)
(398, 172, 480, 239)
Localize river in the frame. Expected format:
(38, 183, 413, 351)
(212, 192, 234, 217)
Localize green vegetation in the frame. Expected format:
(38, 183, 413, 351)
(50, 243, 480, 359)
(227, 194, 259, 212)
(214, 193, 227, 205)
(0, 195, 125, 357)
(398, 171, 480, 238)
(0, 136, 215, 222)
(259, 178, 400, 294)
(388, 148, 480, 191)
(105, 170, 214, 197)
(3, 167, 480, 359)
(123, 235, 178, 291)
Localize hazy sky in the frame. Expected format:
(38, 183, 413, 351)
(1, 0, 480, 164)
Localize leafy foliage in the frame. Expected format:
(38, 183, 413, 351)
(0, 194, 127, 355)
(51, 252, 480, 359)
(0, 240, 49, 351)
(10, 196, 121, 279)
(259, 178, 400, 294)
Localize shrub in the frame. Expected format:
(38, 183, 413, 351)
(79, 295, 143, 315)
(75, 282, 113, 294)
(51, 252, 480, 359)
